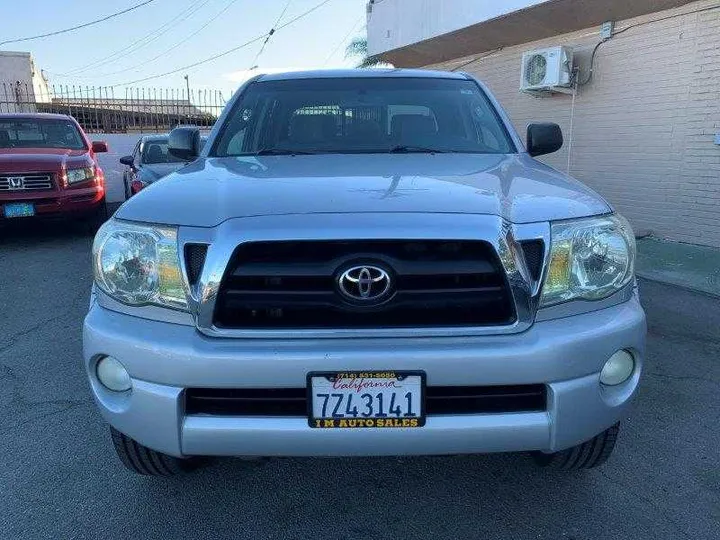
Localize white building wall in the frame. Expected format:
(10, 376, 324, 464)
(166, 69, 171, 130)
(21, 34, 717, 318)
(422, 1, 720, 248)
(367, 0, 547, 56)
(0, 51, 33, 84)
(0, 51, 51, 108)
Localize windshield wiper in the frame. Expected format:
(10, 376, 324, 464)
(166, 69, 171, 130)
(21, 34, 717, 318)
(388, 145, 448, 154)
(254, 148, 316, 156)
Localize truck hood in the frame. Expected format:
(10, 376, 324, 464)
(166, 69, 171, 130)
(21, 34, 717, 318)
(0, 147, 93, 173)
(140, 162, 187, 183)
(116, 153, 611, 227)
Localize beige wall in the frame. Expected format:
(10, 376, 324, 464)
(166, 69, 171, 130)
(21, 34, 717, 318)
(427, 0, 720, 248)
(0, 51, 51, 107)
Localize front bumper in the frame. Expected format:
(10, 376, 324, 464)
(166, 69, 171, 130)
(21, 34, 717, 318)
(83, 293, 646, 458)
(0, 185, 104, 220)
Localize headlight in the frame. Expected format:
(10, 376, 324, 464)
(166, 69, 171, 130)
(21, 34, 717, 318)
(66, 166, 95, 184)
(541, 214, 635, 307)
(92, 219, 187, 309)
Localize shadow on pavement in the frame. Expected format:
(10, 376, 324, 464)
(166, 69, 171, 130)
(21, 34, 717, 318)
(0, 202, 121, 246)
(0, 218, 98, 245)
(114, 452, 592, 539)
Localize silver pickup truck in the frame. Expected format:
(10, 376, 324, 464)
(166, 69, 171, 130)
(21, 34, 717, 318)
(84, 69, 646, 476)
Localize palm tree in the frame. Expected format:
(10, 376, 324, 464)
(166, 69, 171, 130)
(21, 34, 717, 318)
(345, 37, 385, 68)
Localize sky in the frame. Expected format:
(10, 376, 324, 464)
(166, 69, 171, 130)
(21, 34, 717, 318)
(0, 0, 369, 95)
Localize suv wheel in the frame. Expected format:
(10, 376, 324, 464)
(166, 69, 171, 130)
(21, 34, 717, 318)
(533, 423, 620, 470)
(110, 427, 201, 476)
(85, 201, 108, 233)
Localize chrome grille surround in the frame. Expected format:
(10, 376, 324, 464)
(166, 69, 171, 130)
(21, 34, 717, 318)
(175, 214, 550, 339)
(0, 173, 54, 191)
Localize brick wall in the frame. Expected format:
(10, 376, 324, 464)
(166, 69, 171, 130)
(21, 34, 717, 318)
(427, 0, 720, 247)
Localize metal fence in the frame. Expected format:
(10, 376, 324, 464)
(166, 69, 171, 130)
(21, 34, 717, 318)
(0, 81, 227, 133)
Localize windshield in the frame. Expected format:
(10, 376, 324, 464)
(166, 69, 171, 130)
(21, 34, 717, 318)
(212, 77, 515, 156)
(141, 139, 187, 164)
(0, 118, 86, 150)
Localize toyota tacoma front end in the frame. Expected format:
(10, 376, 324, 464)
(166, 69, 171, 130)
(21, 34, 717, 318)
(83, 70, 645, 476)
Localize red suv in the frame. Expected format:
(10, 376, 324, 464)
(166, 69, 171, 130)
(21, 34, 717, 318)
(0, 113, 108, 227)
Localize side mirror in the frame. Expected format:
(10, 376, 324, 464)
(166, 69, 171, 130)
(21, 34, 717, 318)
(168, 126, 201, 161)
(119, 155, 135, 167)
(92, 140, 109, 153)
(526, 123, 563, 157)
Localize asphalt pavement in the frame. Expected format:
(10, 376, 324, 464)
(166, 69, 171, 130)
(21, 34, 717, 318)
(1, 222, 718, 540)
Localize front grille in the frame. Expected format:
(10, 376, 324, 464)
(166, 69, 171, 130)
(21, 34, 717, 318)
(426, 385, 546, 414)
(0, 174, 54, 191)
(213, 240, 515, 329)
(184, 385, 547, 416)
(186, 388, 307, 416)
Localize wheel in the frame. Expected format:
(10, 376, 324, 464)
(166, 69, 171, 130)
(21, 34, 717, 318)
(533, 423, 620, 470)
(110, 427, 201, 476)
(85, 201, 108, 233)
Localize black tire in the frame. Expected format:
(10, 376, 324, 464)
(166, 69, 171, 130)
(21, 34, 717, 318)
(110, 427, 200, 476)
(533, 423, 620, 470)
(85, 201, 108, 233)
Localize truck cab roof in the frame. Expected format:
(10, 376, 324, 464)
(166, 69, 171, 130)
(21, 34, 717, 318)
(256, 68, 469, 82)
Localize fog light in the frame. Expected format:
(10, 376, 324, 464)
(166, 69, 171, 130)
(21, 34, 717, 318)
(96, 356, 132, 392)
(600, 350, 635, 386)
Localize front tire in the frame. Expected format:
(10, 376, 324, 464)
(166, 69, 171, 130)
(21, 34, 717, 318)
(110, 427, 201, 476)
(85, 201, 108, 233)
(533, 423, 620, 470)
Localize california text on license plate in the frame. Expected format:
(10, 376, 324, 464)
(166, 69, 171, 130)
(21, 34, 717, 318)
(308, 371, 426, 428)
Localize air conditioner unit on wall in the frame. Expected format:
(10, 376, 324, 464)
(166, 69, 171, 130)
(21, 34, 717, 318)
(520, 46, 573, 92)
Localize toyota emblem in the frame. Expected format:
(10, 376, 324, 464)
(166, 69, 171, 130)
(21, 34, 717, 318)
(337, 265, 392, 303)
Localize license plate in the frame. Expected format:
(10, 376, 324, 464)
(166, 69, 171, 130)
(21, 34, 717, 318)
(3, 202, 35, 218)
(308, 371, 425, 428)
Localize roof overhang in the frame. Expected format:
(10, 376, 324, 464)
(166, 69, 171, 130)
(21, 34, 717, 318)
(375, 0, 698, 67)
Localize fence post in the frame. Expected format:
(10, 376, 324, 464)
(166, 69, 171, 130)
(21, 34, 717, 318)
(134, 87, 140, 132)
(13, 82, 20, 113)
(103, 86, 110, 132)
(136, 87, 142, 134)
(19, 82, 26, 113)
(99, 86, 107, 133)
(110, 87, 117, 132)
(202, 89, 207, 128)
(84, 85, 91, 132)
(163, 88, 168, 131)
(150, 87, 156, 132)
(126, 88, 132, 132)
(96, 86, 102, 132)
(71, 85, 78, 122)
(213, 90, 217, 124)
(171, 88, 176, 128)
(129, 87, 135, 132)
